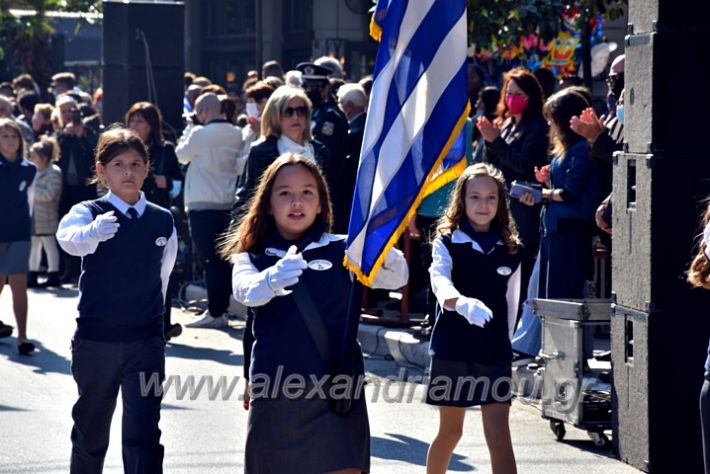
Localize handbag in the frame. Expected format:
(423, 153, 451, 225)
(290, 281, 363, 416)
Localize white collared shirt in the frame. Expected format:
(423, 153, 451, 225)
(429, 229, 521, 339)
(277, 135, 315, 160)
(231, 233, 408, 307)
(56, 191, 178, 301)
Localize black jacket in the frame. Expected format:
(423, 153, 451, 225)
(484, 117, 549, 246)
(232, 136, 331, 218)
(57, 128, 98, 186)
(142, 141, 183, 209)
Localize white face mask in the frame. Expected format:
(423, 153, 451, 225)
(246, 102, 260, 118)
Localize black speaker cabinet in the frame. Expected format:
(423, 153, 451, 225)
(612, 304, 710, 473)
(102, 1, 184, 132)
(623, 29, 710, 157)
(612, 152, 710, 472)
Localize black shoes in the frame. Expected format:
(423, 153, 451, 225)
(0, 321, 12, 339)
(165, 323, 183, 341)
(43, 272, 61, 288)
(18, 341, 36, 355)
(27, 272, 39, 288)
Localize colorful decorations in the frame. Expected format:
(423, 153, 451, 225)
(472, 10, 610, 80)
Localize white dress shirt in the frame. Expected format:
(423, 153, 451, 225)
(56, 191, 178, 301)
(232, 233, 408, 307)
(429, 229, 521, 339)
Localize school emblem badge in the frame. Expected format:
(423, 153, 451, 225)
(320, 121, 335, 136)
(18, 180, 26, 192)
(308, 259, 332, 271)
(496, 266, 512, 276)
(155, 237, 168, 247)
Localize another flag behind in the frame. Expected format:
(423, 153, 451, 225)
(345, 0, 470, 285)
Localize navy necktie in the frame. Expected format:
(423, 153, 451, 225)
(127, 207, 139, 220)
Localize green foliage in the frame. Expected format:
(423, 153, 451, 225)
(467, 0, 626, 54)
(0, 0, 101, 85)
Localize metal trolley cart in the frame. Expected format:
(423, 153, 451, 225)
(532, 298, 613, 447)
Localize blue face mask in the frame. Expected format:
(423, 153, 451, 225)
(616, 104, 624, 124)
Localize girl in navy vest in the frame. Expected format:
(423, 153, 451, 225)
(222, 152, 407, 474)
(426, 162, 521, 474)
(687, 204, 710, 474)
(0, 118, 37, 354)
(56, 128, 177, 474)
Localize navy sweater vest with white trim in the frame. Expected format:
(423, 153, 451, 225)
(76, 198, 173, 341)
(0, 157, 36, 242)
(429, 234, 521, 363)
(249, 237, 363, 380)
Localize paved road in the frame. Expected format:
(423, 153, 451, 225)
(0, 287, 641, 473)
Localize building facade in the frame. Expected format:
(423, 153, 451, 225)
(184, 0, 375, 89)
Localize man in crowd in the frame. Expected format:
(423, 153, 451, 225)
(176, 93, 243, 329)
(336, 83, 368, 228)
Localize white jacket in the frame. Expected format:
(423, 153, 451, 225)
(176, 120, 243, 212)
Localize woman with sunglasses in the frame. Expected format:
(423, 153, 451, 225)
(232, 85, 331, 409)
(233, 85, 330, 219)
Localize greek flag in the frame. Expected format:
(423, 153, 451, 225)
(344, 0, 470, 285)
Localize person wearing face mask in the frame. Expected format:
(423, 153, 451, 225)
(295, 62, 349, 232)
(475, 67, 549, 330)
(239, 82, 275, 176)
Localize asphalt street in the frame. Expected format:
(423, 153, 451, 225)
(0, 287, 641, 473)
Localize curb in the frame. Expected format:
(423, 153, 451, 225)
(184, 284, 247, 318)
(358, 324, 431, 370)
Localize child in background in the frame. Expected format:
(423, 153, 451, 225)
(426, 162, 521, 474)
(28, 138, 62, 288)
(223, 153, 407, 474)
(56, 128, 177, 474)
(0, 118, 37, 354)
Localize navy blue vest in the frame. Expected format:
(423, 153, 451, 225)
(248, 236, 363, 380)
(0, 157, 36, 242)
(429, 234, 521, 363)
(76, 198, 173, 341)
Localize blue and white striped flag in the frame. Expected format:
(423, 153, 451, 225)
(345, 0, 470, 285)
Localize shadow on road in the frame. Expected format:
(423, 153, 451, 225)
(166, 342, 244, 366)
(0, 339, 71, 375)
(371, 433, 474, 471)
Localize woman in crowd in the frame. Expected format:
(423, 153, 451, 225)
(125, 101, 184, 340)
(125, 101, 183, 210)
(476, 68, 548, 324)
(32, 103, 55, 139)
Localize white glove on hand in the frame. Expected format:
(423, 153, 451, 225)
(265, 245, 308, 293)
(455, 297, 493, 328)
(90, 211, 120, 242)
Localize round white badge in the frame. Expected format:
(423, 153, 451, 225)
(155, 237, 168, 247)
(308, 259, 333, 271)
(497, 266, 512, 276)
(18, 180, 26, 192)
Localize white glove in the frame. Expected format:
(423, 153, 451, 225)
(89, 211, 120, 242)
(455, 297, 493, 328)
(265, 245, 308, 293)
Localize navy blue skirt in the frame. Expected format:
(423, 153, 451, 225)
(426, 357, 512, 407)
(245, 391, 370, 473)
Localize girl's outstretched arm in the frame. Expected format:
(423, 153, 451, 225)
(429, 237, 461, 311)
(56, 204, 111, 257)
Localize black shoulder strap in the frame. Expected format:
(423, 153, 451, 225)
(290, 282, 335, 372)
